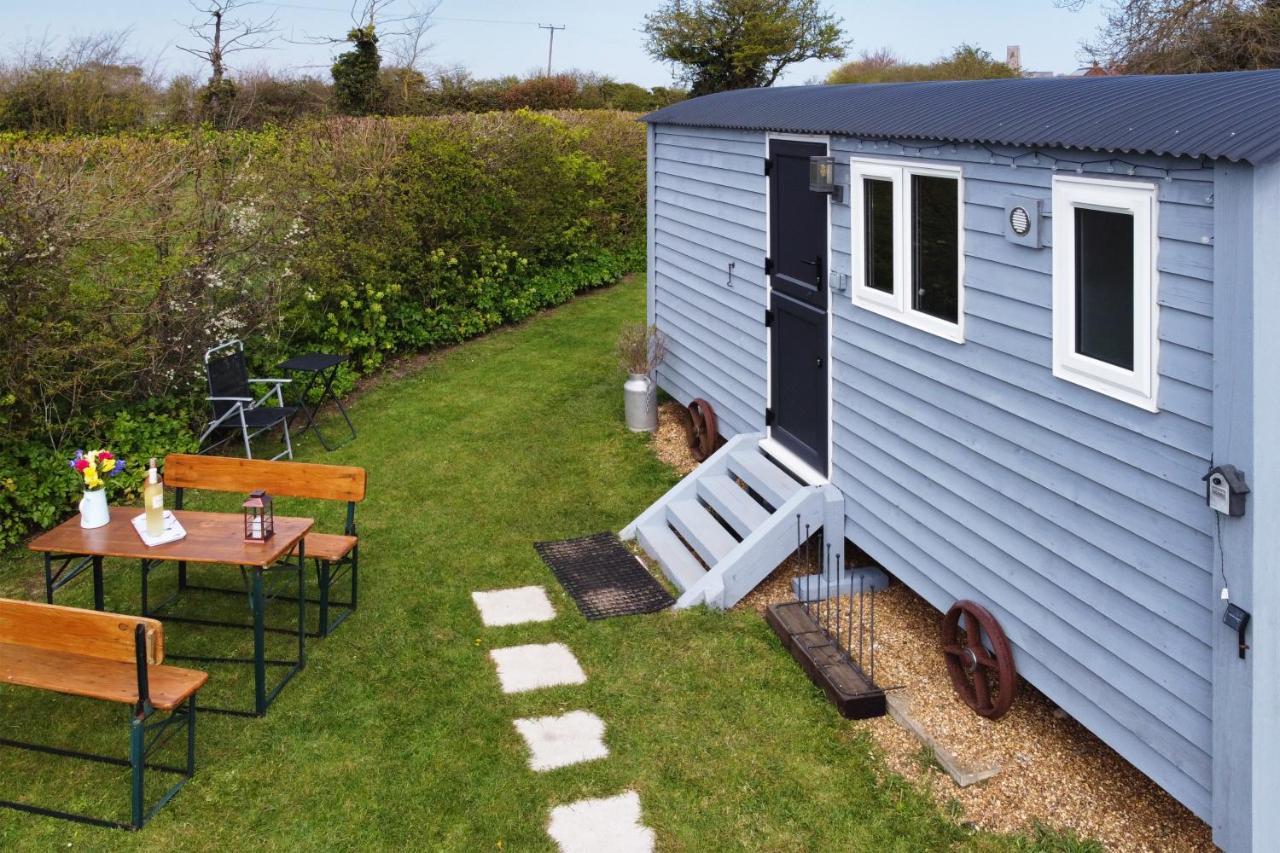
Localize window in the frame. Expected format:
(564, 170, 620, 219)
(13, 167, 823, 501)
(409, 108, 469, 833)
(851, 159, 963, 342)
(1051, 176, 1158, 411)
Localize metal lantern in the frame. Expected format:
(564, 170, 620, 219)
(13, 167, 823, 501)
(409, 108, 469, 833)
(243, 490, 274, 543)
(808, 155, 843, 202)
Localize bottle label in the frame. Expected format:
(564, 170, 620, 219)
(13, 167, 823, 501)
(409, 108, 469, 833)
(151, 495, 163, 509)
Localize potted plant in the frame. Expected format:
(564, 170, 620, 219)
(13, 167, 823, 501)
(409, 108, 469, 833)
(70, 449, 125, 529)
(616, 323, 667, 432)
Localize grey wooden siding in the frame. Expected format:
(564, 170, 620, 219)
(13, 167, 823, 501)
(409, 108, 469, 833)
(651, 125, 768, 436)
(826, 141, 1217, 818)
(648, 126, 1220, 820)
(648, 126, 1217, 818)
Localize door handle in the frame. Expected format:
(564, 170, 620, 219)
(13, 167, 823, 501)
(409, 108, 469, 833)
(800, 256, 824, 289)
(816, 357, 824, 368)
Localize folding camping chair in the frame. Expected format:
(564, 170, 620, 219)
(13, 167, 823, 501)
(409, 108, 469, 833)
(196, 340, 298, 460)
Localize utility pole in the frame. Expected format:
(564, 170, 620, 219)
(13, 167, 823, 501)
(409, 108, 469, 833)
(538, 23, 565, 76)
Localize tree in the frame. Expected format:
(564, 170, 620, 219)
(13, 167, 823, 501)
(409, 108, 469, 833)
(381, 1, 441, 110)
(643, 0, 849, 96)
(1058, 0, 1280, 73)
(178, 1, 278, 125)
(332, 24, 382, 115)
(827, 44, 1018, 84)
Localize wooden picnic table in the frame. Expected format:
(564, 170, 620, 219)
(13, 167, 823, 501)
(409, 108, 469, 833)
(28, 508, 314, 716)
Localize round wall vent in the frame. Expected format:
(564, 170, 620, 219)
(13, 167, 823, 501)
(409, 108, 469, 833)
(1009, 206, 1032, 236)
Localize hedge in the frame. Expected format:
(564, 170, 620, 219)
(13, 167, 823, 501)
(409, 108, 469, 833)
(0, 110, 646, 548)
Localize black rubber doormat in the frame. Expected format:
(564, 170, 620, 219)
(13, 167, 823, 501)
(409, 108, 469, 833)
(534, 532, 674, 620)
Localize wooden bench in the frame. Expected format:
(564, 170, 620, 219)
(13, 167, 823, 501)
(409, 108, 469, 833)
(0, 598, 207, 829)
(164, 454, 367, 637)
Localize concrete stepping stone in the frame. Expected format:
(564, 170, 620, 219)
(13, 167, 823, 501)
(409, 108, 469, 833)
(514, 710, 609, 772)
(489, 643, 587, 694)
(547, 791, 654, 853)
(472, 585, 556, 627)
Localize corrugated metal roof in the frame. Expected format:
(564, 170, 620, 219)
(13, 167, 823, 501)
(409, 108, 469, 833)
(642, 70, 1280, 164)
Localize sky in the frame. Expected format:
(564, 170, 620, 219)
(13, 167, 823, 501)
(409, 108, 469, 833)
(0, 1, 1109, 86)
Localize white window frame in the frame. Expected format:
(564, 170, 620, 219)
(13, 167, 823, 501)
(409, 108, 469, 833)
(1051, 175, 1159, 412)
(850, 158, 965, 343)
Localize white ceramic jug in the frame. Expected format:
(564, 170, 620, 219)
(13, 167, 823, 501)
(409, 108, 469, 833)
(79, 488, 110, 529)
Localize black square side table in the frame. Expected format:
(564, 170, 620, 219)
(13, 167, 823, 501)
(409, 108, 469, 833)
(279, 352, 356, 451)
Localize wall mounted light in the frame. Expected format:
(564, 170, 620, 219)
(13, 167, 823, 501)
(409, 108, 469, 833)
(808, 155, 843, 203)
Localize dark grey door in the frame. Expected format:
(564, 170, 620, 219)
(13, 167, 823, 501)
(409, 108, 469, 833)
(768, 138, 828, 475)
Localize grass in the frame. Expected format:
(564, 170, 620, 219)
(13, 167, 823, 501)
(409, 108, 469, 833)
(0, 276, 1089, 850)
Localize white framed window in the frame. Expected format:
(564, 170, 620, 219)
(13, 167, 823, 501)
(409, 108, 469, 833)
(850, 158, 964, 343)
(1051, 176, 1159, 411)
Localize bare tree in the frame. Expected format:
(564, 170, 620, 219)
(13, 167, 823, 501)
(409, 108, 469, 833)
(1057, 0, 1280, 73)
(178, 0, 278, 121)
(384, 1, 442, 71)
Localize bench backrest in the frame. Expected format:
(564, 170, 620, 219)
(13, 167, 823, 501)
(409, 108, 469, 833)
(164, 454, 367, 503)
(0, 598, 163, 665)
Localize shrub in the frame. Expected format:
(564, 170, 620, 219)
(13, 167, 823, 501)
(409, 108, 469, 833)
(0, 109, 646, 548)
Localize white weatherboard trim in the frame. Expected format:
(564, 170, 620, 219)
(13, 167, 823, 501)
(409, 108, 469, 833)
(849, 157, 966, 344)
(762, 131, 834, 481)
(1050, 175, 1160, 412)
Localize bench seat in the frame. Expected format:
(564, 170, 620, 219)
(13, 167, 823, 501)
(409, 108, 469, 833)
(294, 532, 358, 562)
(0, 642, 207, 711)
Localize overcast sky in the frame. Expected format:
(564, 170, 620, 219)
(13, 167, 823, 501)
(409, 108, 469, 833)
(2, 1, 1108, 86)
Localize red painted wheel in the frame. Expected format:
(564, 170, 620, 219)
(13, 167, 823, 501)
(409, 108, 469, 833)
(687, 398, 719, 462)
(940, 600, 1017, 719)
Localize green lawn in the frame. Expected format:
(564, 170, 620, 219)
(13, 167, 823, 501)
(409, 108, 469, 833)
(0, 276, 1089, 851)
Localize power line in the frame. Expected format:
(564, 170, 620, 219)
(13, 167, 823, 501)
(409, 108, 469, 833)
(257, 2, 543, 26)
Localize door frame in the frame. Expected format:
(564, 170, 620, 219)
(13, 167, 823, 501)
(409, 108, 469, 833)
(763, 131, 833, 483)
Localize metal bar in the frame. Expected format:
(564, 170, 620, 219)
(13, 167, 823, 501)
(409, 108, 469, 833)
(296, 540, 307, 668)
(251, 567, 267, 715)
(0, 799, 133, 831)
(91, 556, 105, 610)
(151, 613, 306, 638)
(870, 584, 877, 684)
(166, 654, 299, 666)
(858, 573, 865, 670)
(187, 696, 197, 776)
(130, 716, 144, 829)
(140, 558, 150, 616)
(0, 737, 183, 772)
(317, 560, 331, 638)
(43, 553, 95, 602)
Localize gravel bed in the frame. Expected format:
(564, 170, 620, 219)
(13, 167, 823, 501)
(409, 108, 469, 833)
(741, 554, 1213, 852)
(650, 402, 1213, 851)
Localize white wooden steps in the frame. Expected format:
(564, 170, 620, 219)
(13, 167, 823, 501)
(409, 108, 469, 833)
(621, 433, 843, 610)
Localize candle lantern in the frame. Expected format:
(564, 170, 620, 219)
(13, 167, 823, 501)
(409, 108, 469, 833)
(243, 490, 274, 542)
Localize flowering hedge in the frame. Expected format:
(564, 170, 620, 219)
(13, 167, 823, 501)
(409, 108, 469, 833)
(0, 110, 645, 547)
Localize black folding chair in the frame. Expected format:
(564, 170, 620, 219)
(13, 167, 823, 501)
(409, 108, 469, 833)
(196, 340, 297, 460)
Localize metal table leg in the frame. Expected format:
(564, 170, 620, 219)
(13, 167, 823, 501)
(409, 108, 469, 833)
(92, 555, 104, 611)
(251, 566, 267, 716)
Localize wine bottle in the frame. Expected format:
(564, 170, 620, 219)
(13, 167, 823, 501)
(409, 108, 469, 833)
(144, 457, 165, 537)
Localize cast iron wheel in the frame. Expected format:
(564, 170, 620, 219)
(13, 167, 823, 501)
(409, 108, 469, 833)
(687, 398, 719, 462)
(940, 600, 1017, 719)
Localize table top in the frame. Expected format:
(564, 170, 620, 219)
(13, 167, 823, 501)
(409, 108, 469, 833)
(28, 508, 313, 568)
(280, 352, 346, 372)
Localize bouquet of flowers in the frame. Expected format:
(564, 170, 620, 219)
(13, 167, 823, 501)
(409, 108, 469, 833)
(70, 449, 125, 491)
